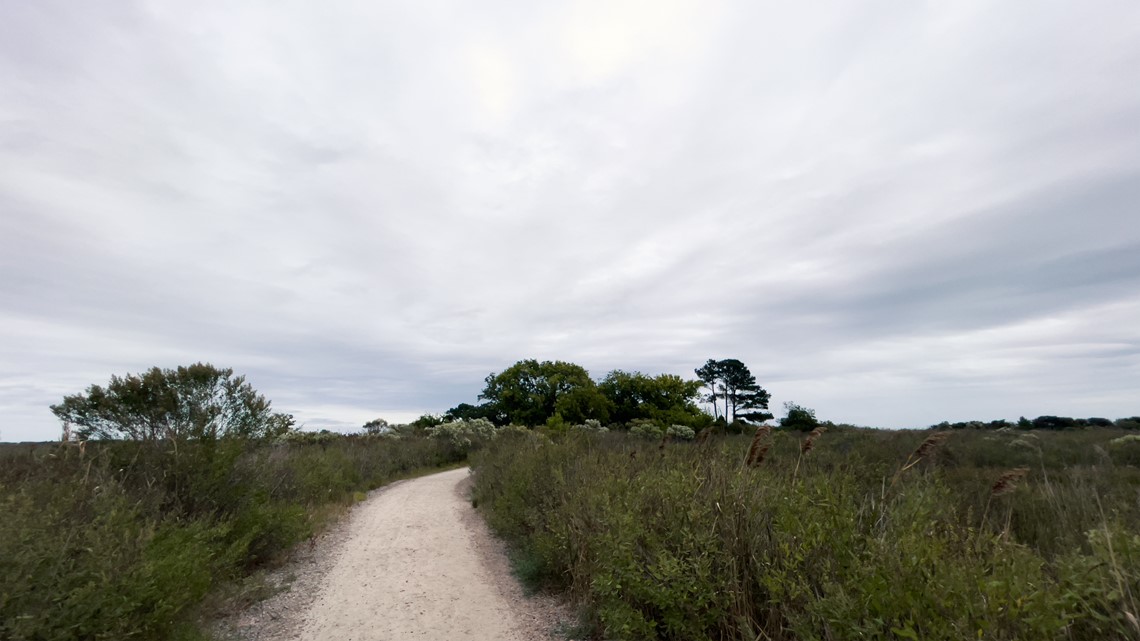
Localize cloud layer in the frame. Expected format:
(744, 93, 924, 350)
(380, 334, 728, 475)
(3, 1, 1139, 440)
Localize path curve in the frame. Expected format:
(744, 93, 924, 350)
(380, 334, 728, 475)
(297, 467, 538, 641)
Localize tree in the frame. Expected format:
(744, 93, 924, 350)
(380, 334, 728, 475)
(444, 402, 501, 424)
(598, 370, 707, 426)
(695, 359, 725, 420)
(411, 413, 445, 429)
(50, 363, 293, 441)
(694, 359, 772, 423)
(362, 418, 391, 435)
(780, 402, 818, 432)
(478, 359, 611, 426)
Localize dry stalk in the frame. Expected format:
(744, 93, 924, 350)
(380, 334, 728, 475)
(749, 442, 772, 468)
(991, 467, 1029, 497)
(891, 431, 951, 486)
(792, 427, 825, 481)
(801, 426, 825, 454)
(982, 467, 1031, 535)
(744, 425, 773, 467)
(695, 426, 715, 445)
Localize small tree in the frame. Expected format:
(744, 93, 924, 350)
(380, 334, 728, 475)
(362, 418, 391, 435)
(50, 363, 293, 442)
(780, 402, 819, 432)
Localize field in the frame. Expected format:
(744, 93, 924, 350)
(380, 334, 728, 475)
(472, 427, 1140, 640)
(0, 434, 468, 641)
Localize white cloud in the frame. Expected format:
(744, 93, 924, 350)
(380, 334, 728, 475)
(2, 0, 1139, 440)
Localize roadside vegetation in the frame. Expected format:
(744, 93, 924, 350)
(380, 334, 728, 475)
(0, 364, 483, 641)
(472, 427, 1140, 640)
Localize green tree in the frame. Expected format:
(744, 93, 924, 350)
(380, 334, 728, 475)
(598, 370, 707, 426)
(695, 359, 726, 420)
(411, 413, 445, 429)
(695, 359, 772, 423)
(50, 363, 293, 441)
(362, 418, 391, 435)
(479, 360, 611, 426)
(780, 402, 818, 431)
(444, 402, 501, 424)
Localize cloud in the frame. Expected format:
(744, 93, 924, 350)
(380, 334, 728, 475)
(2, 0, 1140, 440)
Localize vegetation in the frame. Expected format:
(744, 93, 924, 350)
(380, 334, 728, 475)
(454, 357, 766, 430)
(1, 365, 475, 641)
(598, 371, 708, 427)
(8, 357, 1140, 640)
(477, 359, 610, 426)
(780, 401, 819, 431)
(472, 427, 1140, 641)
(694, 358, 772, 423)
(50, 363, 294, 442)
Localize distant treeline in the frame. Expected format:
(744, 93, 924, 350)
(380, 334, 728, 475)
(440, 357, 774, 430)
(931, 415, 1140, 430)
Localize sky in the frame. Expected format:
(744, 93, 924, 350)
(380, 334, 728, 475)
(2, 1, 1139, 441)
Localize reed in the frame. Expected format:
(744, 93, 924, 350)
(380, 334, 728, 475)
(744, 425, 773, 467)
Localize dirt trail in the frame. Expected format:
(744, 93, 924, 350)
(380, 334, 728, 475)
(216, 467, 566, 641)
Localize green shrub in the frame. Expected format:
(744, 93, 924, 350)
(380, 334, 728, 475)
(1, 433, 465, 640)
(629, 419, 663, 440)
(472, 428, 1140, 640)
(665, 424, 695, 441)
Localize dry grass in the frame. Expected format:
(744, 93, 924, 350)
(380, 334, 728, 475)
(744, 426, 773, 467)
(891, 431, 952, 486)
(801, 426, 825, 455)
(991, 467, 1030, 497)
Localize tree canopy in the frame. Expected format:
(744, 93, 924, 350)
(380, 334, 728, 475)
(50, 363, 294, 441)
(478, 359, 611, 426)
(694, 358, 772, 423)
(780, 402, 819, 431)
(598, 370, 708, 427)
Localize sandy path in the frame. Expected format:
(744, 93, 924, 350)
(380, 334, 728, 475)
(293, 467, 542, 641)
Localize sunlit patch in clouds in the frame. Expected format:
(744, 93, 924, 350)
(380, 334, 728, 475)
(2, 0, 1139, 441)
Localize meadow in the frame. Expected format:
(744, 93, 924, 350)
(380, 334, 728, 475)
(472, 426, 1140, 640)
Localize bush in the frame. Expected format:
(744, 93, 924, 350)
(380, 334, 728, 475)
(573, 419, 609, 433)
(665, 424, 695, 441)
(426, 418, 497, 455)
(1, 433, 465, 640)
(472, 428, 1140, 640)
(780, 402, 818, 431)
(629, 419, 663, 440)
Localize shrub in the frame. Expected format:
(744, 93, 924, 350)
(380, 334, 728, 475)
(629, 419, 663, 439)
(427, 417, 497, 454)
(573, 419, 609, 433)
(780, 402, 818, 431)
(665, 424, 695, 441)
(1, 433, 464, 641)
(50, 363, 292, 442)
(472, 428, 1140, 640)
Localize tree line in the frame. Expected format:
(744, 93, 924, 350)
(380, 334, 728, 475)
(931, 416, 1140, 430)
(45, 361, 1140, 443)
(441, 357, 775, 431)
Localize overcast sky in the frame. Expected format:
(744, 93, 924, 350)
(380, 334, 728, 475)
(2, 1, 1139, 441)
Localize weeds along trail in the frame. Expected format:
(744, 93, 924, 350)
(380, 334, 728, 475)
(471, 428, 1140, 641)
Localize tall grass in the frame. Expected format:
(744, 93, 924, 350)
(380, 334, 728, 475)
(0, 434, 466, 641)
(472, 428, 1140, 640)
